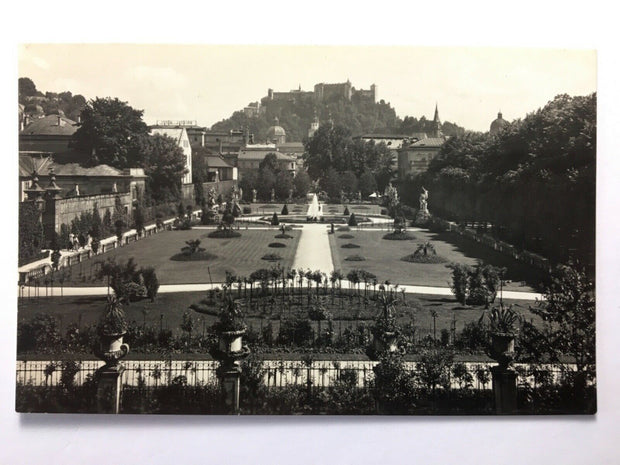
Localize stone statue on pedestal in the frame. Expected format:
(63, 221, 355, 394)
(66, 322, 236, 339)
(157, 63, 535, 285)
(252, 189, 257, 203)
(419, 187, 429, 214)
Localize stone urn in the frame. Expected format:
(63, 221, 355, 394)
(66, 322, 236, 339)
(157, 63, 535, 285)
(489, 332, 515, 369)
(218, 329, 246, 354)
(95, 296, 130, 368)
(373, 331, 399, 355)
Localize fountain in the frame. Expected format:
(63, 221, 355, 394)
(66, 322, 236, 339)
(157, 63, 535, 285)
(306, 193, 323, 221)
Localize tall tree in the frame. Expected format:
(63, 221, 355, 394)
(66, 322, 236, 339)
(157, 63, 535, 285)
(70, 97, 149, 168)
(293, 170, 311, 198)
(19, 203, 44, 263)
(138, 134, 188, 203)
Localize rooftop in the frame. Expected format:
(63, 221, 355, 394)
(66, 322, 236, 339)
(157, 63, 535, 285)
(20, 114, 78, 137)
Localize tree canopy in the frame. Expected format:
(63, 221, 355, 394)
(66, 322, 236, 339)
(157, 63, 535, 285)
(400, 93, 596, 267)
(70, 97, 149, 168)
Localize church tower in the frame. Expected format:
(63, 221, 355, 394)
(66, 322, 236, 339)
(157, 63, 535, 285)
(308, 112, 320, 138)
(432, 103, 442, 138)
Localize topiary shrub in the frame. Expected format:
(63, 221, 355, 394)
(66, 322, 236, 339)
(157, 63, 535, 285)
(242, 206, 252, 215)
(345, 255, 366, 261)
(383, 231, 415, 240)
(208, 228, 242, 238)
(401, 253, 446, 264)
(268, 242, 286, 248)
(338, 234, 355, 239)
(281, 204, 289, 215)
(274, 233, 293, 239)
(343, 206, 350, 216)
(271, 213, 279, 226)
(348, 213, 357, 226)
(341, 243, 360, 249)
(261, 253, 282, 261)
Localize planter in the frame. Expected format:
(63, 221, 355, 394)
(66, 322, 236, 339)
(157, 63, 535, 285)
(218, 329, 246, 354)
(95, 333, 129, 367)
(373, 331, 398, 355)
(490, 332, 515, 368)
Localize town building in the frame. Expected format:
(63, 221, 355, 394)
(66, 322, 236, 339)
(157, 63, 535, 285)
(236, 144, 297, 179)
(266, 117, 286, 145)
(397, 105, 447, 177)
(490, 111, 510, 135)
(19, 110, 78, 154)
(149, 124, 193, 185)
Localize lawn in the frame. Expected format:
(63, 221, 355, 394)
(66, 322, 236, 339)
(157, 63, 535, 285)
(329, 228, 546, 292)
(17, 290, 540, 349)
(57, 228, 301, 286)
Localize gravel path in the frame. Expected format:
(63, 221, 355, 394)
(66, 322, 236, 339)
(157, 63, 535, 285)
(292, 224, 335, 272)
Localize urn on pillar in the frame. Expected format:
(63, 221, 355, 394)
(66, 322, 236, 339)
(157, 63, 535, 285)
(482, 304, 521, 414)
(368, 288, 401, 359)
(209, 288, 250, 413)
(94, 296, 130, 414)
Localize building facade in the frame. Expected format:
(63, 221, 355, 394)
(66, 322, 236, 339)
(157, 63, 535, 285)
(149, 125, 193, 185)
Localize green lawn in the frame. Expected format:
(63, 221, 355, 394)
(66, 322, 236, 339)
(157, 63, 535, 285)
(329, 229, 546, 292)
(57, 228, 301, 286)
(17, 291, 540, 344)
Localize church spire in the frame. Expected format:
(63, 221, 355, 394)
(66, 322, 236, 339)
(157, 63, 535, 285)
(433, 103, 440, 124)
(432, 103, 442, 138)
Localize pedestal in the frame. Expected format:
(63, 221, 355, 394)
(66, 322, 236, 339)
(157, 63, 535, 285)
(218, 364, 242, 414)
(491, 366, 517, 414)
(96, 366, 125, 414)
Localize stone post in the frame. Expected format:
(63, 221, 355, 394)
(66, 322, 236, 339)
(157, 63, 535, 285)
(96, 365, 125, 414)
(491, 366, 517, 414)
(217, 364, 242, 413)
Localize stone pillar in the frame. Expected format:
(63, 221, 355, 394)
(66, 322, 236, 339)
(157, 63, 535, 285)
(218, 364, 242, 413)
(96, 365, 125, 414)
(491, 366, 517, 414)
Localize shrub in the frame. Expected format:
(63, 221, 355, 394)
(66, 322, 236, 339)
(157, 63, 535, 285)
(338, 234, 355, 239)
(140, 267, 160, 301)
(274, 233, 293, 239)
(341, 243, 360, 249)
(278, 318, 314, 346)
(383, 231, 415, 240)
(380, 208, 387, 215)
(243, 206, 252, 214)
(343, 206, 350, 215)
(268, 242, 286, 248)
(345, 255, 366, 261)
(281, 204, 289, 215)
(401, 254, 446, 263)
(208, 229, 241, 238)
(348, 213, 357, 226)
(448, 263, 503, 306)
(261, 253, 282, 261)
(271, 213, 279, 225)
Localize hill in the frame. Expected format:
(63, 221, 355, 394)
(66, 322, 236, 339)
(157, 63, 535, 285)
(211, 85, 466, 142)
(19, 77, 87, 121)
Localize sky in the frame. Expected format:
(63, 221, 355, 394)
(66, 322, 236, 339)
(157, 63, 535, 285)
(18, 45, 596, 132)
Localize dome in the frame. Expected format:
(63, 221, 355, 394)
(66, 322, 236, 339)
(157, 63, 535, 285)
(267, 116, 286, 143)
(490, 112, 509, 135)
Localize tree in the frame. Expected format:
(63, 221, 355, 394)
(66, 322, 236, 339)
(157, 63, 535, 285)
(320, 167, 341, 200)
(134, 203, 146, 234)
(293, 170, 311, 198)
(358, 170, 377, 197)
(274, 171, 294, 200)
(259, 153, 279, 173)
(70, 97, 149, 168)
(19, 203, 44, 263)
(256, 167, 276, 201)
(18, 77, 38, 99)
(138, 134, 188, 203)
(340, 170, 358, 196)
(530, 265, 595, 402)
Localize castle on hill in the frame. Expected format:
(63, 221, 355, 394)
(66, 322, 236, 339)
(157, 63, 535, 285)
(264, 80, 377, 104)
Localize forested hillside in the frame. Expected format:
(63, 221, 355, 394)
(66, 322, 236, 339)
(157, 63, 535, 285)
(211, 92, 466, 142)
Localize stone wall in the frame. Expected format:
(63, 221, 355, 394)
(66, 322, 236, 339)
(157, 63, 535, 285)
(45, 192, 133, 234)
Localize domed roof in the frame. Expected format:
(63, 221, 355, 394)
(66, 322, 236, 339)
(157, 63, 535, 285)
(490, 112, 509, 135)
(267, 117, 286, 137)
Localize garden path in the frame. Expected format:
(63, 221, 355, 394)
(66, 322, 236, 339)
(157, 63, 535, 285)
(292, 223, 334, 273)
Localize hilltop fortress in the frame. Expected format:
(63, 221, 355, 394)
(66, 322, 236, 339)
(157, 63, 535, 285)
(264, 80, 377, 104)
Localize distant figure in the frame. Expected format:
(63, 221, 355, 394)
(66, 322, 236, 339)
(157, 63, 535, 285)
(330, 223, 334, 234)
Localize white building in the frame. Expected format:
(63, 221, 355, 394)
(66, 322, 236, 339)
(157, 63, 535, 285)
(149, 126, 193, 185)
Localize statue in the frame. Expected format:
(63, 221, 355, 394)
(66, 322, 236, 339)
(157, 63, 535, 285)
(238, 186, 243, 202)
(340, 189, 345, 204)
(288, 188, 293, 202)
(419, 187, 429, 214)
(271, 188, 275, 202)
(252, 188, 257, 203)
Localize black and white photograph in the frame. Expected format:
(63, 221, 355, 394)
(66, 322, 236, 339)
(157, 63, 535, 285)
(14, 44, 598, 417)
